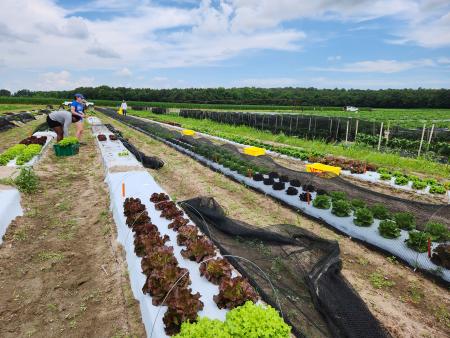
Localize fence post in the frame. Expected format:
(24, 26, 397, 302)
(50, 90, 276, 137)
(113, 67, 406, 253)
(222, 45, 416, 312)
(386, 121, 390, 144)
(345, 120, 349, 144)
(289, 116, 292, 134)
(354, 119, 359, 141)
(426, 123, 435, 152)
(377, 122, 384, 151)
(418, 123, 426, 157)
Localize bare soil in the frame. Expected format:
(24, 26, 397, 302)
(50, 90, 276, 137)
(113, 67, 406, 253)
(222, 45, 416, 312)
(0, 126, 145, 338)
(102, 114, 450, 338)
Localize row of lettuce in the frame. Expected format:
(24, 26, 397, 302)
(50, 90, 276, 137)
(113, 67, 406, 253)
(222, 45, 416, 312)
(0, 135, 47, 166)
(123, 192, 291, 336)
(199, 131, 448, 194)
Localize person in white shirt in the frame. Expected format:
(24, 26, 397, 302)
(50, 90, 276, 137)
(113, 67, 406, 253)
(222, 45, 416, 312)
(121, 100, 128, 116)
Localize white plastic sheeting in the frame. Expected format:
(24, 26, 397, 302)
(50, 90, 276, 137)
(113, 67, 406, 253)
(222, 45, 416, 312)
(106, 171, 228, 338)
(89, 117, 231, 338)
(0, 188, 23, 245)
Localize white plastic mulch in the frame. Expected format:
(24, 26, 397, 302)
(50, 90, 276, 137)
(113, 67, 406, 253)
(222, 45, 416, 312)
(0, 188, 23, 245)
(88, 117, 232, 338)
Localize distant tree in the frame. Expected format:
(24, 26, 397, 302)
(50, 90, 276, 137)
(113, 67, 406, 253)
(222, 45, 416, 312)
(0, 89, 11, 96)
(14, 89, 33, 97)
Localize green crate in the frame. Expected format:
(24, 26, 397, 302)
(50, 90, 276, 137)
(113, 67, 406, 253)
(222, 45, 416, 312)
(53, 143, 79, 157)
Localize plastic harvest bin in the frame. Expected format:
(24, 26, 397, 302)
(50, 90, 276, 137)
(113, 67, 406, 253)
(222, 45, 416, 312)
(306, 163, 341, 176)
(53, 143, 79, 157)
(243, 146, 266, 157)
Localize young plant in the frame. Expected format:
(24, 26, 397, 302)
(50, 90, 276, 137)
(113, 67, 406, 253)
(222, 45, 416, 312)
(351, 199, 366, 210)
(168, 216, 190, 231)
(424, 222, 449, 242)
(252, 173, 264, 181)
(394, 175, 409, 186)
(332, 199, 352, 217)
(299, 192, 311, 202)
(263, 177, 274, 185)
(429, 184, 446, 194)
(272, 182, 285, 191)
(214, 277, 258, 310)
(141, 246, 178, 274)
(328, 191, 346, 202)
(286, 187, 298, 195)
(405, 231, 430, 253)
(58, 137, 79, 147)
(379, 173, 392, 181)
(289, 179, 301, 187)
(199, 258, 233, 285)
(177, 225, 199, 246)
(431, 244, 450, 269)
(369, 204, 391, 220)
(181, 236, 216, 262)
(97, 134, 107, 141)
(312, 195, 331, 209)
(412, 180, 427, 190)
(175, 318, 228, 338)
(393, 212, 416, 230)
(150, 192, 170, 203)
(143, 265, 191, 306)
(134, 231, 170, 257)
(225, 301, 291, 338)
(378, 220, 401, 239)
(353, 208, 374, 227)
(163, 288, 204, 335)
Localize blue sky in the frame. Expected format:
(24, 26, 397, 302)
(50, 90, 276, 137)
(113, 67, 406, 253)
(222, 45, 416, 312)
(0, 0, 449, 91)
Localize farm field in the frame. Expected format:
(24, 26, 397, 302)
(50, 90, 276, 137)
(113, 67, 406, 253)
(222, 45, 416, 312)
(97, 112, 450, 338)
(0, 104, 46, 115)
(127, 109, 450, 179)
(1, 99, 449, 128)
(0, 104, 449, 338)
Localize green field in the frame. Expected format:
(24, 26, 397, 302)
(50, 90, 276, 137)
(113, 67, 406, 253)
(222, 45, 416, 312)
(126, 109, 450, 179)
(0, 104, 45, 114)
(1, 97, 449, 128)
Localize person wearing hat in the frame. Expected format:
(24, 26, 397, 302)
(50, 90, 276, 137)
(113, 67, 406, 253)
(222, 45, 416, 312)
(71, 93, 86, 141)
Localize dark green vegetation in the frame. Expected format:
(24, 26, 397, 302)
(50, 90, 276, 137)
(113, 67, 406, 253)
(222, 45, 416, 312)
(5, 86, 450, 108)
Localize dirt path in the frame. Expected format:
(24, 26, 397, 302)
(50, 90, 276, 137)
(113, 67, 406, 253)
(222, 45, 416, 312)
(0, 126, 145, 337)
(101, 114, 450, 338)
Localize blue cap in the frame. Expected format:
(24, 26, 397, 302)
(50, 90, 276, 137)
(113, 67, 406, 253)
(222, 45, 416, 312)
(74, 93, 85, 99)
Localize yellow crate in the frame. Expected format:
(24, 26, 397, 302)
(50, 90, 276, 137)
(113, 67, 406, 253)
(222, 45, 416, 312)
(243, 146, 266, 157)
(306, 163, 341, 176)
(181, 129, 196, 136)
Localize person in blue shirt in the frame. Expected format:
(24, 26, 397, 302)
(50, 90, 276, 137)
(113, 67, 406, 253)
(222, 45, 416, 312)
(71, 93, 86, 141)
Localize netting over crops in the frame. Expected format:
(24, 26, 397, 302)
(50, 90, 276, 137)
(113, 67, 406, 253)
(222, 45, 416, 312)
(181, 196, 391, 338)
(0, 112, 36, 132)
(178, 110, 450, 160)
(97, 108, 449, 230)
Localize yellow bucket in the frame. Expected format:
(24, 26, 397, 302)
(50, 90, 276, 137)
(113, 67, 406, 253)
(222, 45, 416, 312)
(306, 163, 341, 176)
(182, 129, 196, 136)
(243, 146, 266, 157)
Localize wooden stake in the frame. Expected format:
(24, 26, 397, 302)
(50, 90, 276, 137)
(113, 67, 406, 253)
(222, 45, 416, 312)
(122, 182, 125, 198)
(354, 119, 359, 141)
(386, 121, 390, 144)
(417, 123, 426, 157)
(345, 120, 349, 144)
(427, 238, 431, 258)
(377, 122, 384, 151)
(307, 192, 311, 205)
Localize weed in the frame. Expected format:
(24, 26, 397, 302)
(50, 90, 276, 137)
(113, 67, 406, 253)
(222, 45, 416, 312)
(358, 257, 369, 266)
(102, 225, 111, 236)
(47, 303, 58, 311)
(14, 167, 39, 193)
(57, 200, 70, 211)
(369, 272, 395, 289)
(69, 320, 77, 329)
(13, 228, 27, 241)
(407, 282, 423, 304)
(434, 305, 450, 328)
(38, 251, 65, 262)
(386, 256, 398, 264)
(80, 303, 87, 312)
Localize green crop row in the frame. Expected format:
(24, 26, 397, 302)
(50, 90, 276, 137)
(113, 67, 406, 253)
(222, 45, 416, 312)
(0, 143, 42, 166)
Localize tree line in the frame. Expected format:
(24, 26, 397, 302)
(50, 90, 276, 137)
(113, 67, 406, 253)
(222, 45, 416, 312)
(1, 86, 449, 108)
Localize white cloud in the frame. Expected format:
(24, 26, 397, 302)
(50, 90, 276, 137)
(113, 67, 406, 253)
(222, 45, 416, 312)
(38, 70, 95, 90)
(327, 55, 342, 61)
(86, 46, 121, 59)
(437, 57, 450, 64)
(311, 59, 435, 73)
(115, 67, 132, 77)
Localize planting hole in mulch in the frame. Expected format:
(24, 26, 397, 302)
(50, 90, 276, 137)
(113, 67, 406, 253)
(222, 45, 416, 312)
(253, 173, 264, 181)
(272, 182, 285, 191)
(286, 187, 299, 195)
(263, 177, 275, 185)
